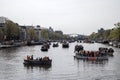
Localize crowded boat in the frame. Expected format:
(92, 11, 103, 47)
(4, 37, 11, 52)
(74, 45, 114, 60)
(23, 55, 52, 65)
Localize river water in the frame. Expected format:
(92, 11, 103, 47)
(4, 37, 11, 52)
(0, 42, 120, 80)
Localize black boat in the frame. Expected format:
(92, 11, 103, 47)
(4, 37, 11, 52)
(23, 59, 52, 65)
(62, 42, 69, 48)
(53, 43, 59, 47)
(23, 56, 52, 66)
(41, 46, 48, 51)
(41, 43, 50, 51)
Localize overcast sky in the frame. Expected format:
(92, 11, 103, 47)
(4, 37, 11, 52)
(0, 0, 120, 35)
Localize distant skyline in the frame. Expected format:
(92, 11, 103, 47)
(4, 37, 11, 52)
(0, 0, 120, 35)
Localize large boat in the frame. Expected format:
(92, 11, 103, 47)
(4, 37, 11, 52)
(74, 54, 108, 60)
(23, 56, 52, 66)
(23, 59, 52, 65)
(74, 45, 114, 60)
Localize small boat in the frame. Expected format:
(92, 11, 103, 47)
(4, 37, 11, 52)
(23, 56, 52, 66)
(53, 43, 59, 47)
(41, 44, 49, 51)
(62, 42, 69, 48)
(41, 46, 48, 51)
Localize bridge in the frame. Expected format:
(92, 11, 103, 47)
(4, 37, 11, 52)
(68, 33, 88, 40)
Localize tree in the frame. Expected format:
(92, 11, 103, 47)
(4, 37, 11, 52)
(103, 29, 111, 40)
(4, 20, 20, 40)
(27, 28, 37, 41)
(114, 22, 120, 42)
(108, 28, 117, 40)
(0, 29, 4, 42)
(41, 29, 49, 40)
(108, 23, 120, 41)
(89, 32, 97, 40)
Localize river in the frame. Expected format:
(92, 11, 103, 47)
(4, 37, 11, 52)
(0, 42, 120, 80)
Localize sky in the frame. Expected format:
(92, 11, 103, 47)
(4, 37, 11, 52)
(0, 0, 120, 35)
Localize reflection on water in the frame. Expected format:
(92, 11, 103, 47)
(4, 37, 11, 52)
(0, 42, 120, 80)
(76, 59, 108, 65)
(24, 65, 52, 71)
(0, 47, 19, 53)
(75, 59, 109, 69)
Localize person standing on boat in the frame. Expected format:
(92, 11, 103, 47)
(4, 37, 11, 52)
(31, 55, 33, 60)
(26, 55, 30, 60)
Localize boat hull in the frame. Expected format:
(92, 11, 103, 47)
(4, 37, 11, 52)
(23, 59, 52, 66)
(74, 54, 108, 60)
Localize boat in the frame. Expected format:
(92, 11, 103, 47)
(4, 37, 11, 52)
(23, 56, 52, 66)
(53, 43, 59, 47)
(41, 44, 49, 51)
(27, 40, 44, 46)
(41, 46, 48, 51)
(23, 59, 52, 65)
(62, 42, 69, 48)
(74, 45, 113, 60)
(74, 54, 108, 60)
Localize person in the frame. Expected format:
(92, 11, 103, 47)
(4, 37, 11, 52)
(26, 55, 29, 60)
(39, 57, 42, 61)
(31, 55, 33, 60)
(26, 55, 30, 60)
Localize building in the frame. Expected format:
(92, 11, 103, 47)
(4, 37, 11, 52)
(19, 25, 34, 41)
(0, 16, 8, 28)
(49, 27, 54, 32)
(98, 28, 104, 33)
(34, 25, 42, 41)
(19, 26, 27, 41)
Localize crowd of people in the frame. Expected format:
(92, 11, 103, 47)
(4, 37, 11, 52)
(77, 50, 108, 57)
(25, 55, 51, 61)
(75, 45, 114, 57)
(74, 45, 84, 52)
(99, 47, 114, 53)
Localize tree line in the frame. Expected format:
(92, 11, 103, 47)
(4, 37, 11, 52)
(0, 20, 68, 42)
(89, 22, 120, 42)
(0, 20, 20, 42)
